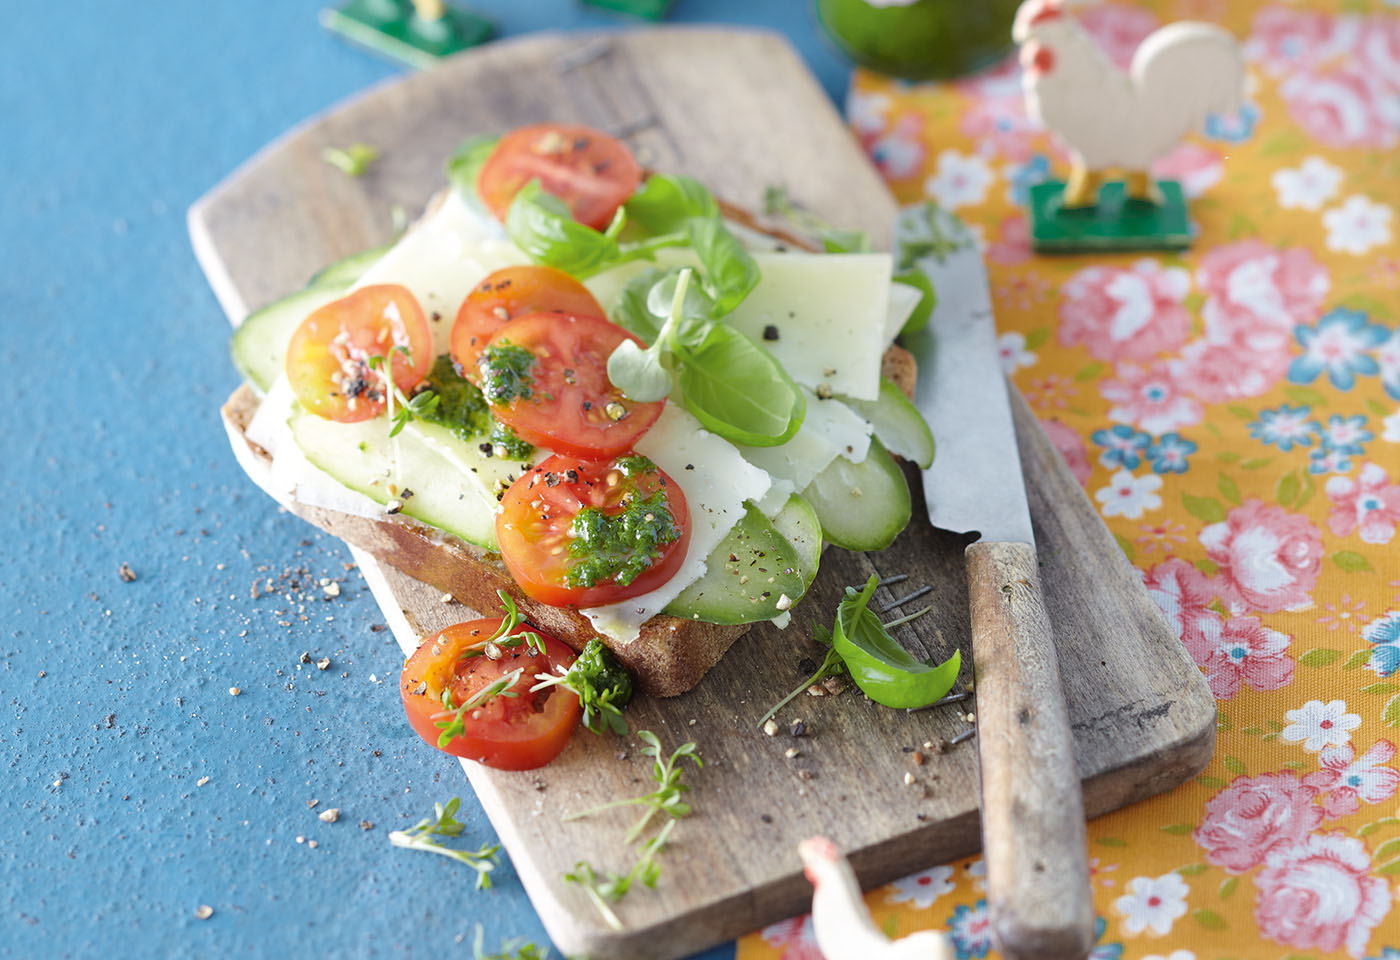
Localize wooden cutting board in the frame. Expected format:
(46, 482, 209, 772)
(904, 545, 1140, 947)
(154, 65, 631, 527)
(190, 28, 1216, 960)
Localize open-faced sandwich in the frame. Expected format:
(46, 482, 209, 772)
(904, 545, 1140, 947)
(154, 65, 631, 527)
(222, 123, 934, 769)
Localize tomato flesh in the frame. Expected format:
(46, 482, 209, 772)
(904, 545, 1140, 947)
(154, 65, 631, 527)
(449, 266, 605, 381)
(400, 617, 581, 770)
(478, 123, 642, 231)
(496, 454, 692, 608)
(285, 284, 432, 423)
(479, 312, 664, 459)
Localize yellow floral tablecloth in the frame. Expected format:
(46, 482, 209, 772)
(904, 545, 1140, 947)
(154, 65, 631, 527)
(739, 2, 1400, 958)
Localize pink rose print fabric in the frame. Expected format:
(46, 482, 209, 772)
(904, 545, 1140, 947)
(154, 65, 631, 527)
(741, 3, 1400, 959)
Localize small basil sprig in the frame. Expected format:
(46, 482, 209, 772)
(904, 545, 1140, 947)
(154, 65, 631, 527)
(624, 174, 717, 235)
(832, 574, 961, 709)
(504, 174, 758, 313)
(506, 181, 626, 276)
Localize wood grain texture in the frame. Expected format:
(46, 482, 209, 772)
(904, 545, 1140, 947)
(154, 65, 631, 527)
(189, 28, 1216, 959)
(966, 540, 1092, 960)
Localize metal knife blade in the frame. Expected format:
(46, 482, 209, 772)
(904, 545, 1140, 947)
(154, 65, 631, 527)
(899, 208, 1033, 546)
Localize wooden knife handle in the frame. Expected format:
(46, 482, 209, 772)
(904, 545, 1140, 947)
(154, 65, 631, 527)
(966, 540, 1093, 960)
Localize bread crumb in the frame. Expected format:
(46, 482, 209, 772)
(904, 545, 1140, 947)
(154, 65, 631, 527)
(318, 808, 340, 823)
(762, 719, 779, 737)
(228, 687, 241, 697)
(195, 905, 213, 920)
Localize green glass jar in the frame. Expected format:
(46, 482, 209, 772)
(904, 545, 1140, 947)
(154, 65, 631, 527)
(816, 0, 1022, 81)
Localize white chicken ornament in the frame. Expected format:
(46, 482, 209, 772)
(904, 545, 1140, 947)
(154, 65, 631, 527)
(1012, 0, 1245, 251)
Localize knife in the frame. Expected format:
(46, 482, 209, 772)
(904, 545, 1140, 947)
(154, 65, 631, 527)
(899, 205, 1094, 960)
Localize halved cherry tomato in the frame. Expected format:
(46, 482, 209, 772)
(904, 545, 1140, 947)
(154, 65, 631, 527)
(285, 284, 432, 423)
(400, 617, 581, 770)
(496, 454, 692, 608)
(478, 123, 642, 231)
(449, 265, 606, 381)
(480, 312, 664, 458)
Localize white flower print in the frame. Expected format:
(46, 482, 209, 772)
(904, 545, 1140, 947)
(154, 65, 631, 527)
(924, 150, 994, 210)
(847, 90, 891, 136)
(1095, 470, 1163, 519)
(886, 865, 955, 909)
(965, 858, 987, 892)
(1282, 699, 1363, 751)
(1384, 408, 1400, 444)
(1324, 195, 1394, 255)
(998, 331, 1036, 374)
(1113, 872, 1190, 936)
(1272, 156, 1343, 211)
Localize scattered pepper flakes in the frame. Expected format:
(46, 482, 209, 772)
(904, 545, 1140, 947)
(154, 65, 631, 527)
(195, 905, 214, 920)
(815, 383, 832, 400)
(912, 751, 926, 766)
(360, 820, 374, 831)
(762, 324, 780, 341)
(318, 808, 340, 823)
(118, 563, 137, 583)
(789, 719, 808, 737)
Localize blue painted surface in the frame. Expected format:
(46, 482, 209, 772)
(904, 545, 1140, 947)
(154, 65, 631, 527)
(1, 2, 851, 957)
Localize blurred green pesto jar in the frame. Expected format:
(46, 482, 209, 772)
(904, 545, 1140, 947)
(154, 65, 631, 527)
(816, 0, 1021, 80)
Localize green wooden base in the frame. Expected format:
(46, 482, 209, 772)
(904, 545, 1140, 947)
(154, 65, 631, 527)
(1029, 180, 1191, 254)
(320, 0, 494, 70)
(581, 0, 675, 18)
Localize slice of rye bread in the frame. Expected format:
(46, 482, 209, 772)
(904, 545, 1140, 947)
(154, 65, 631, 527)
(219, 203, 917, 697)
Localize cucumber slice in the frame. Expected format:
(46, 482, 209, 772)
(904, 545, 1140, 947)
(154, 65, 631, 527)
(801, 437, 911, 551)
(308, 244, 391, 288)
(232, 246, 390, 394)
(288, 409, 516, 550)
(665, 494, 821, 624)
(231, 285, 348, 394)
(840, 378, 935, 469)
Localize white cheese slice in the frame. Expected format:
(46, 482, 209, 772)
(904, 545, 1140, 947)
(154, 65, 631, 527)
(738, 390, 872, 515)
(724, 252, 894, 401)
(884, 278, 924, 347)
(352, 190, 529, 355)
(581, 403, 771, 645)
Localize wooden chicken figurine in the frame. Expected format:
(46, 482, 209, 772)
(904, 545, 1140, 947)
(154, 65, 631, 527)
(798, 837, 955, 960)
(1013, 0, 1245, 252)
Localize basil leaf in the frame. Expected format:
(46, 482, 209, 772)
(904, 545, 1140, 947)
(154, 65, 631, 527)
(831, 574, 961, 709)
(445, 134, 499, 201)
(613, 267, 717, 349)
(819, 228, 872, 253)
(686, 218, 759, 316)
(677, 325, 805, 446)
(505, 181, 619, 276)
(625, 174, 717, 236)
(893, 270, 936, 336)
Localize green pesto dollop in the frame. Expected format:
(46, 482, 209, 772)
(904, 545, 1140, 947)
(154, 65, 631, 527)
(564, 457, 680, 589)
(478, 341, 536, 406)
(488, 422, 535, 460)
(417, 354, 491, 442)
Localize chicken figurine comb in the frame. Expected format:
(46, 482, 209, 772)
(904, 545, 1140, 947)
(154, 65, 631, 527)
(1013, 0, 1245, 253)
